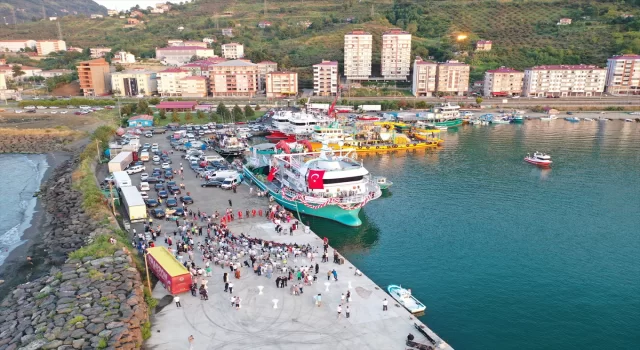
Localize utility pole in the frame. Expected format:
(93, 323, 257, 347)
(264, 0, 267, 16)
(56, 21, 63, 41)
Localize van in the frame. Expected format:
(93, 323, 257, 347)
(140, 151, 150, 161)
(203, 155, 224, 163)
(220, 174, 242, 190)
(208, 170, 238, 180)
(79, 105, 91, 110)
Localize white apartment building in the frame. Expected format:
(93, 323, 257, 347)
(266, 72, 298, 98)
(90, 47, 112, 59)
(605, 54, 640, 95)
(523, 65, 607, 97)
(313, 60, 339, 96)
(412, 57, 438, 97)
(0, 40, 36, 52)
(157, 68, 191, 96)
(257, 61, 278, 90)
(436, 60, 470, 96)
(221, 43, 244, 59)
(381, 29, 412, 80)
(111, 69, 158, 97)
(113, 51, 136, 64)
(344, 30, 372, 80)
(155, 46, 215, 66)
(36, 40, 67, 56)
(483, 67, 524, 97)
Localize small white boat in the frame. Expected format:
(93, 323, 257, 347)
(387, 285, 426, 314)
(624, 118, 634, 122)
(583, 118, 594, 121)
(540, 115, 558, 121)
(524, 151, 552, 167)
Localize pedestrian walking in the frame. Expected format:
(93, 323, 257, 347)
(229, 282, 234, 294)
(383, 298, 388, 311)
(315, 263, 319, 274)
(174, 295, 181, 307)
(231, 296, 236, 306)
(346, 305, 350, 318)
(315, 293, 322, 307)
(346, 290, 351, 303)
(188, 335, 194, 350)
(337, 304, 342, 319)
(341, 293, 346, 304)
(228, 199, 232, 207)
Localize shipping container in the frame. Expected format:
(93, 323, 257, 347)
(360, 105, 382, 112)
(120, 186, 147, 222)
(108, 151, 133, 173)
(146, 246, 192, 295)
(112, 171, 132, 189)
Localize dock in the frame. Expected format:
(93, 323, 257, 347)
(136, 133, 452, 350)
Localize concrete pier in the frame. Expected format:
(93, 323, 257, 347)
(136, 133, 452, 350)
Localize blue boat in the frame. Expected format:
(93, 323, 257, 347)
(566, 117, 580, 122)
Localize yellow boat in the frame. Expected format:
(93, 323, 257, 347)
(309, 139, 443, 153)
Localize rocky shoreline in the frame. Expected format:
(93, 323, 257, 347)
(0, 134, 79, 154)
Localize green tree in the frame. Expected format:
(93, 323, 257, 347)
(121, 104, 133, 116)
(12, 65, 25, 79)
(216, 102, 229, 117)
(185, 110, 193, 122)
(416, 101, 427, 109)
(244, 105, 255, 118)
(297, 97, 308, 105)
(146, 107, 154, 115)
(171, 110, 180, 122)
(254, 104, 261, 111)
(159, 109, 167, 119)
(115, 63, 125, 72)
(209, 112, 221, 123)
(196, 110, 205, 120)
(137, 99, 149, 111)
(475, 97, 483, 105)
(232, 104, 244, 121)
(149, 97, 160, 105)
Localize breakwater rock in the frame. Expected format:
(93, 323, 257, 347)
(0, 250, 148, 350)
(0, 133, 77, 154)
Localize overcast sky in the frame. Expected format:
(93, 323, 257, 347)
(94, 0, 192, 11)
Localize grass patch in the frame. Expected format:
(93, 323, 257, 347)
(67, 315, 85, 328)
(55, 272, 63, 280)
(141, 321, 152, 340)
(88, 269, 104, 280)
(68, 235, 120, 261)
(97, 337, 108, 349)
(35, 292, 49, 300)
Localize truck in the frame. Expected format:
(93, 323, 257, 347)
(140, 151, 150, 162)
(145, 246, 192, 294)
(120, 186, 148, 222)
(112, 171, 132, 189)
(108, 151, 133, 173)
(360, 105, 382, 112)
(173, 130, 186, 140)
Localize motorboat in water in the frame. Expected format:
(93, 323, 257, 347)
(524, 151, 552, 167)
(387, 285, 426, 314)
(566, 117, 580, 122)
(624, 118, 634, 122)
(374, 176, 393, 190)
(583, 118, 594, 121)
(540, 115, 558, 121)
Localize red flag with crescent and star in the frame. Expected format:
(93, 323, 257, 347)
(308, 169, 325, 189)
(267, 167, 278, 182)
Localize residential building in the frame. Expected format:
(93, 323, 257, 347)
(168, 40, 207, 48)
(128, 115, 154, 127)
(257, 61, 278, 90)
(221, 43, 244, 59)
(221, 28, 234, 37)
(130, 10, 144, 18)
(36, 40, 67, 56)
(126, 18, 140, 25)
(472, 80, 485, 95)
(113, 51, 136, 64)
(605, 54, 640, 95)
(157, 68, 190, 96)
(483, 67, 524, 97)
(0, 40, 36, 52)
(111, 69, 158, 96)
(436, 60, 470, 96)
(90, 47, 112, 59)
(266, 72, 298, 98)
(313, 60, 339, 96)
(203, 37, 216, 44)
(77, 58, 111, 96)
(150, 8, 165, 14)
(258, 21, 272, 28)
(179, 76, 208, 97)
(40, 69, 73, 78)
(49, 17, 57, 21)
(0, 65, 42, 80)
(411, 57, 438, 97)
(167, 39, 184, 46)
(90, 14, 104, 19)
(155, 46, 215, 66)
(209, 60, 259, 97)
(67, 46, 83, 53)
(381, 29, 412, 80)
(475, 40, 492, 52)
(557, 18, 572, 25)
(182, 57, 227, 79)
(344, 30, 372, 80)
(523, 65, 607, 97)
(156, 101, 197, 111)
(0, 73, 6, 90)
(107, 9, 119, 16)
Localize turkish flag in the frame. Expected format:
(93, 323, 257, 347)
(267, 167, 277, 182)
(308, 169, 325, 189)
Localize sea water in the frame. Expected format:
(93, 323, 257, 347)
(306, 120, 640, 349)
(0, 154, 48, 266)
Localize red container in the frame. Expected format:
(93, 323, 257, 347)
(146, 247, 192, 294)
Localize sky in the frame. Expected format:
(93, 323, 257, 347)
(94, 0, 192, 11)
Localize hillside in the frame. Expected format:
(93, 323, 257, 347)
(0, 0, 106, 24)
(1, 0, 640, 83)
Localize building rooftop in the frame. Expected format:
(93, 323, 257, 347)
(267, 71, 297, 75)
(78, 58, 109, 65)
(347, 30, 371, 35)
(383, 28, 410, 35)
(222, 42, 242, 46)
(440, 60, 469, 66)
(528, 64, 604, 70)
(115, 69, 156, 75)
(159, 68, 188, 73)
(609, 54, 640, 60)
(214, 59, 256, 67)
(157, 46, 209, 51)
(314, 60, 338, 67)
(486, 67, 522, 73)
(415, 57, 437, 65)
(477, 40, 492, 44)
(129, 114, 154, 121)
(181, 76, 207, 80)
(258, 61, 277, 65)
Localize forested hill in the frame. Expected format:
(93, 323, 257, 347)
(0, 0, 106, 24)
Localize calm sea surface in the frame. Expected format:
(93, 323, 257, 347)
(305, 120, 640, 349)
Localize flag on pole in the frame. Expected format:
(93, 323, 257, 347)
(307, 169, 325, 189)
(267, 167, 278, 182)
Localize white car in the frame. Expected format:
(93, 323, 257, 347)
(50, 111, 58, 114)
(36, 106, 47, 109)
(140, 191, 149, 199)
(49, 106, 59, 109)
(126, 165, 145, 174)
(152, 143, 159, 148)
(15, 109, 24, 114)
(139, 182, 150, 191)
(140, 173, 149, 181)
(151, 147, 159, 153)
(161, 162, 171, 169)
(143, 143, 151, 148)
(152, 155, 160, 162)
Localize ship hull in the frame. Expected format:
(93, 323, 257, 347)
(243, 167, 363, 226)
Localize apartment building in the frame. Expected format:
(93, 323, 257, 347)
(90, 47, 112, 59)
(523, 65, 607, 97)
(381, 29, 412, 80)
(436, 60, 470, 96)
(221, 43, 244, 59)
(266, 72, 298, 98)
(483, 67, 524, 97)
(476, 40, 492, 52)
(344, 30, 372, 80)
(209, 60, 258, 97)
(36, 40, 67, 56)
(111, 69, 157, 97)
(605, 54, 640, 95)
(77, 58, 111, 96)
(257, 61, 278, 90)
(40, 69, 73, 78)
(313, 60, 339, 96)
(411, 57, 438, 97)
(157, 68, 190, 96)
(113, 51, 136, 64)
(155, 46, 215, 66)
(0, 40, 36, 52)
(179, 76, 208, 97)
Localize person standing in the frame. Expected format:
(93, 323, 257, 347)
(383, 298, 388, 311)
(341, 293, 346, 304)
(346, 290, 351, 303)
(223, 272, 229, 292)
(229, 282, 234, 294)
(188, 335, 194, 350)
(174, 295, 181, 308)
(337, 304, 342, 319)
(315, 263, 319, 274)
(346, 305, 350, 318)
(228, 199, 232, 207)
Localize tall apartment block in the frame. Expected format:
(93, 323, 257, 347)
(483, 67, 524, 97)
(523, 65, 606, 97)
(436, 60, 470, 96)
(411, 57, 438, 97)
(76, 58, 111, 96)
(605, 54, 640, 95)
(381, 29, 412, 80)
(313, 60, 339, 96)
(209, 60, 258, 97)
(344, 30, 372, 81)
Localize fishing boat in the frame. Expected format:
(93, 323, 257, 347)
(214, 136, 246, 157)
(624, 118, 634, 122)
(358, 115, 382, 121)
(524, 151, 552, 167)
(566, 117, 580, 122)
(311, 124, 354, 144)
(387, 285, 426, 314)
(491, 117, 511, 124)
(583, 118, 594, 121)
(243, 143, 382, 226)
(265, 130, 296, 142)
(374, 176, 393, 190)
(511, 115, 525, 123)
(428, 103, 463, 128)
(540, 115, 558, 121)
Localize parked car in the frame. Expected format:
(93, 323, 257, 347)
(173, 207, 186, 216)
(126, 165, 145, 174)
(161, 162, 171, 169)
(158, 190, 168, 199)
(144, 132, 153, 138)
(179, 196, 194, 204)
(145, 176, 163, 184)
(139, 191, 149, 200)
(152, 208, 165, 218)
(166, 198, 178, 208)
(152, 155, 160, 162)
(164, 171, 174, 180)
(154, 183, 165, 191)
(168, 185, 181, 195)
(139, 182, 150, 191)
(140, 173, 149, 181)
(144, 198, 159, 208)
(201, 180, 223, 187)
